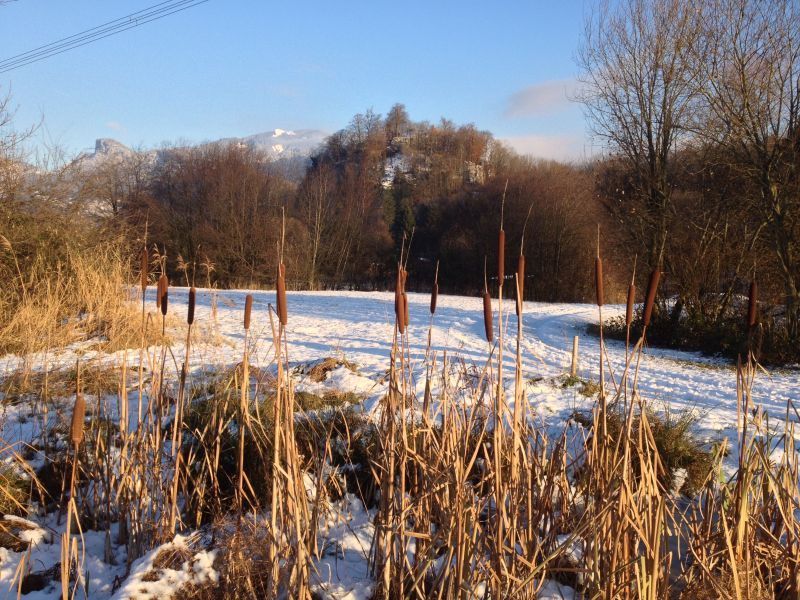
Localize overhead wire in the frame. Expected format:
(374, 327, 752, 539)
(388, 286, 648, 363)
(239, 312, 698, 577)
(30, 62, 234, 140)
(0, 0, 209, 73)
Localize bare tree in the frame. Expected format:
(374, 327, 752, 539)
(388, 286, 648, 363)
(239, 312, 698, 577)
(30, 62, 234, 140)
(0, 90, 37, 210)
(577, 0, 701, 273)
(297, 162, 335, 288)
(694, 0, 800, 338)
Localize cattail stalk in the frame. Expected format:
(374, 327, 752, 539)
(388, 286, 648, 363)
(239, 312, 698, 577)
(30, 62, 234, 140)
(625, 284, 636, 327)
(498, 229, 505, 283)
(140, 247, 149, 293)
(515, 254, 525, 317)
(138, 245, 149, 427)
(622, 256, 637, 414)
(395, 266, 406, 334)
(276, 263, 288, 327)
(595, 256, 604, 307)
(430, 262, 439, 316)
(159, 274, 168, 316)
(158, 274, 168, 338)
(237, 294, 253, 516)
(70, 393, 86, 448)
(483, 258, 493, 344)
(747, 281, 758, 328)
(643, 269, 661, 329)
(188, 287, 196, 326)
(244, 293, 253, 330)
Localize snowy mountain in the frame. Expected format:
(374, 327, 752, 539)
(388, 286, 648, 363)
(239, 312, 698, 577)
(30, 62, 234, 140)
(231, 128, 328, 159)
(72, 138, 160, 172)
(72, 129, 328, 180)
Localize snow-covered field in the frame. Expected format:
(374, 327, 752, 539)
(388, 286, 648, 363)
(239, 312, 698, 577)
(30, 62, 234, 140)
(126, 289, 799, 455)
(1, 288, 798, 598)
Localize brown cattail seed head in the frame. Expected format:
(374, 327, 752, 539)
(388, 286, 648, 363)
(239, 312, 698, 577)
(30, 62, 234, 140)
(140, 247, 149, 292)
(595, 257, 604, 307)
(430, 283, 438, 315)
(643, 269, 661, 327)
(747, 281, 758, 328)
(516, 255, 525, 317)
(187, 287, 196, 325)
(159, 274, 169, 316)
(395, 267, 405, 331)
(498, 229, 505, 283)
(276, 264, 287, 326)
(70, 394, 86, 446)
(156, 275, 163, 310)
(625, 283, 635, 326)
(483, 291, 493, 343)
(244, 293, 253, 330)
(403, 292, 409, 327)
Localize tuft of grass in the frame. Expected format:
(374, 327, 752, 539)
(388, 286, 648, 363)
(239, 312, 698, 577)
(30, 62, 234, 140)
(571, 406, 714, 495)
(560, 374, 602, 397)
(0, 465, 30, 516)
(298, 357, 358, 383)
(1, 363, 122, 406)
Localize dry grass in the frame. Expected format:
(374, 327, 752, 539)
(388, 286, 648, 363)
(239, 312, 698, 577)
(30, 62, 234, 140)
(0, 241, 165, 356)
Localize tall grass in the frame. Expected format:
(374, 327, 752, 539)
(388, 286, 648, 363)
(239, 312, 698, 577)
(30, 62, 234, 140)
(0, 238, 160, 356)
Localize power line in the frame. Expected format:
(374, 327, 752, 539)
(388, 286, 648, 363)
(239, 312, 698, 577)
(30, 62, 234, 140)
(0, 0, 210, 73)
(1, 0, 196, 67)
(0, 0, 209, 72)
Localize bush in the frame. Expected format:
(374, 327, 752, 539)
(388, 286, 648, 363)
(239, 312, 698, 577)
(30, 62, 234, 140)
(572, 406, 714, 496)
(594, 305, 800, 366)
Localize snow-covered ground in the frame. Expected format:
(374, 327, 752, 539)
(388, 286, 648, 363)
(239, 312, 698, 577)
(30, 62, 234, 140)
(140, 288, 799, 459)
(1, 288, 798, 598)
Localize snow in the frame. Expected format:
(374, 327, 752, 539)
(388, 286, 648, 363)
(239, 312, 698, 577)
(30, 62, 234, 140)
(142, 288, 797, 471)
(1, 288, 797, 598)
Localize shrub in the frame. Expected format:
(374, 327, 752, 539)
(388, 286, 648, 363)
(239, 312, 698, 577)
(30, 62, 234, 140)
(571, 406, 714, 495)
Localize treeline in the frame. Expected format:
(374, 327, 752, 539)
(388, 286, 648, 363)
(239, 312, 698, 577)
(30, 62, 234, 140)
(83, 104, 601, 302)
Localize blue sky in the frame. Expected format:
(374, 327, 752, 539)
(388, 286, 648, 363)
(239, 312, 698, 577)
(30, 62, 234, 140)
(0, 1, 592, 160)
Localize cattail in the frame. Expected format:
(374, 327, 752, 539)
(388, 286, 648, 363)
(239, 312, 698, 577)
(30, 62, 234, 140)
(515, 254, 525, 317)
(394, 268, 404, 332)
(483, 291, 493, 343)
(159, 274, 169, 316)
(747, 281, 758, 328)
(625, 283, 635, 326)
(643, 269, 661, 327)
(276, 263, 287, 326)
(397, 293, 406, 334)
(430, 261, 439, 315)
(140, 247, 149, 293)
(70, 394, 86, 446)
(595, 256, 604, 307)
(244, 293, 253, 330)
(403, 292, 410, 327)
(187, 287, 196, 325)
(498, 229, 505, 283)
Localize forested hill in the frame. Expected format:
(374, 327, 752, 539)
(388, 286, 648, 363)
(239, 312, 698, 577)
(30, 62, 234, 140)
(68, 104, 601, 302)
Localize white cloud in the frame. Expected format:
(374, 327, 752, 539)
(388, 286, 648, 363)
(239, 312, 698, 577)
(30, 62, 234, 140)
(105, 120, 126, 133)
(504, 79, 578, 118)
(500, 133, 588, 162)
